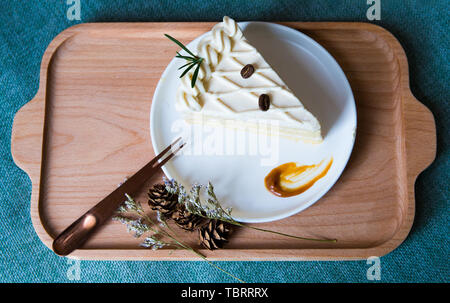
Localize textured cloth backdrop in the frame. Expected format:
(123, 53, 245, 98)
(0, 0, 448, 282)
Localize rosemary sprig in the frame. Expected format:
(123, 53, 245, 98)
(113, 194, 245, 283)
(165, 34, 204, 88)
(164, 179, 338, 243)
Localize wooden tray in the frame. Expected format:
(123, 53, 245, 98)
(11, 22, 436, 260)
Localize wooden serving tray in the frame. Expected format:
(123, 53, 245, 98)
(11, 22, 436, 260)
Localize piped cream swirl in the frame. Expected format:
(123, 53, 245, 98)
(177, 16, 243, 111)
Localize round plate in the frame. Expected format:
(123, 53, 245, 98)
(150, 21, 356, 223)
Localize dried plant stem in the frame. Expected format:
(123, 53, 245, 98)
(132, 210, 245, 283)
(192, 213, 337, 243)
(138, 211, 206, 258)
(231, 221, 337, 243)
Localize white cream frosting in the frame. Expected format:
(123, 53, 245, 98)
(176, 16, 322, 141)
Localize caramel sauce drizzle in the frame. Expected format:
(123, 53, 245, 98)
(264, 158, 333, 197)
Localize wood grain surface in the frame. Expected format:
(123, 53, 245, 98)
(11, 22, 436, 260)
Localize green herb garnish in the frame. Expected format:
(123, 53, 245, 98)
(165, 34, 204, 88)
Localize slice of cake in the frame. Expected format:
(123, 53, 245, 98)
(175, 16, 322, 143)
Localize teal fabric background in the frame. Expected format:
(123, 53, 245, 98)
(0, 0, 448, 283)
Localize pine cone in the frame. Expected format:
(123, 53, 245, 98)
(172, 204, 205, 231)
(148, 183, 178, 216)
(199, 219, 232, 250)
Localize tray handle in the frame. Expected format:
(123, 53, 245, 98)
(404, 93, 436, 178)
(11, 93, 45, 182)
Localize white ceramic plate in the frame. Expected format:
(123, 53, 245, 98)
(150, 21, 356, 223)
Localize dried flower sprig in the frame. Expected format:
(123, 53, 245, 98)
(112, 216, 151, 238)
(164, 178, 337, 243)
(141, 235, 169, 250)
(165, 34, 204, 88)
(113, 194, 245, 283)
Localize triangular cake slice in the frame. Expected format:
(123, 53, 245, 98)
(176, 16, 322, 143)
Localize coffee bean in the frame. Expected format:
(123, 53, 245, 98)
(240, 64, 255, 79)
(258, 94, 270, 111)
